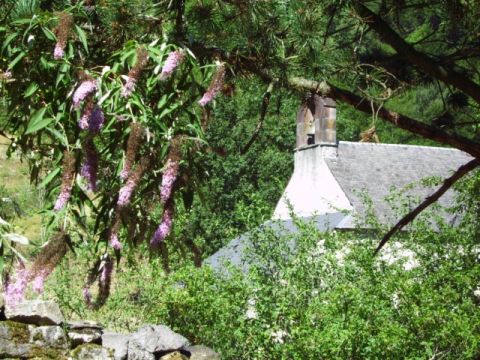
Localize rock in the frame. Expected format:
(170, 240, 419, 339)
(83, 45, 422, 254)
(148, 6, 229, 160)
(68, 328, 102, 348)
(0, 321, 67, 359)
(67, 320, 103, 330)
(29, 325, 69, 349)
(186, 345, 221, 360)
(159, 350, 189, 360)
(0, 320, 31, 358)
(0, 293, 5, 320)
(5, 300, 64, 325)
(128, 325, 190, 360)
(102, 331, 130, 360)
(69, 343, 113, 359)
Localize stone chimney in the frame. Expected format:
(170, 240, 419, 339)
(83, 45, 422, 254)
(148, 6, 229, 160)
(296, 94, 336, 148)
(273, 95, 349, 219)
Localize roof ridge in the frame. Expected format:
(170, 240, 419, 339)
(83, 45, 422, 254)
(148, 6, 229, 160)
(338, 141, 467, 152)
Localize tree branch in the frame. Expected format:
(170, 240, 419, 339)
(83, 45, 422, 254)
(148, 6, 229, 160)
(174, 0, 186, 39)
(353, 2, 480, 104)
(191, 42, 480, 158)
(374, 158, 480, 254)
(240, 82, 274, 155)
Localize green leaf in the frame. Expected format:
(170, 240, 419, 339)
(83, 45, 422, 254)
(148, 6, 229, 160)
(45, 127, 67, 147)
(25, 107, 51, 134)
(74, 25, 88, 53)
(8, 51, 26, 69)
(2, 33, 18, 53)
(41, 26, 56, 41)
(24, 82, 39, 97)
(55, 72, 65, 87)
(39, 167, 61, 188)
(12, 18, 35, 25)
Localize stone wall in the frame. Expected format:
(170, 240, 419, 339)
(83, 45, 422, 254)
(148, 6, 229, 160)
(0, 299, 220, 360)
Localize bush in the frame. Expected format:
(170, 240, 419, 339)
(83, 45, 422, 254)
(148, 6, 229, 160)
(47, 201, 480, 359)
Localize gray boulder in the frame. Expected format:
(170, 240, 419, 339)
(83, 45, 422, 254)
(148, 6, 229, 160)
(29, 325, 69, 349)
(0, 320, 67, 358)
(5, 300, 64, 325)
(69, 343, 113, 359)
(67, 320, 103, 347)
(186, 345, 221, 360)
(102, 331, 130, 360)
(128, 325, 190, 360)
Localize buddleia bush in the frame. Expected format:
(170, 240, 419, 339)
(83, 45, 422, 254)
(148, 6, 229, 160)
(0, 2, 229, 306)
(48, 174, 480, 359)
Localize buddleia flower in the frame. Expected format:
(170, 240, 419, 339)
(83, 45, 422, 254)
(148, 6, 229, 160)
(121, 47, 149, 98)
(53, 44, 65, 60)
(53, 12, 73, 60)
(32, 270, 48, 294)
(73, 78, 97, 109)
(160, 50, 185, 80)
(117, 157, 148, 207)
(78, 101, 93, 130)
(198, 64, 226, 106)
(121, 123, 143, 180)
(28, 232, 69, 295)
(160, 159, 179, 204)
(150, 204, 173, 247)
(80, 138, 98, 192)
(121, 76, 136, 98)
(109, 233, 121, 250)
(4, 264, 29, 306)
(53, 151, 76, 211)
(98, 257, 113, 305)
(88, 106, 105, 133)
(109, 216, 122, 250)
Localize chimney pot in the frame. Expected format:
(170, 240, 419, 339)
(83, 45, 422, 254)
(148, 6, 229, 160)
(296, 95, 336, 148)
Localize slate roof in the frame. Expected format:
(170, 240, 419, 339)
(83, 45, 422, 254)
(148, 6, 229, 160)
(205, 213, 346, 273)
(328, 142, 473, 227)
(206, 142, 473, 273)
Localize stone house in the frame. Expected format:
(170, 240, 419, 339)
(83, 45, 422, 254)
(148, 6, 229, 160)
(206, 95, 473, 271)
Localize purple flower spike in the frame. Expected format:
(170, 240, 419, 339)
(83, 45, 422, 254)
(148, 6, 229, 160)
(78, 103, 93, 130)
(160, 50, 185, 80)
(160, 159, 179, 204)
(53, 43, 65, 60)
(89, 106, 104, 133)
(32, 271, 47, 294)
(73, 79, 97, 108)
(81, 141, 98, 192)
(121, 76, 136, 98)
(54, 186, 72, 211)
(100, 259, 113, 284)
(199, 65, 225, 107)
(82, 286, 92, 304)
(150, 206, 173, 246)
(4, 266, 29, 307)
(117, 178, 135, 207)
(109, 233, 122, 250)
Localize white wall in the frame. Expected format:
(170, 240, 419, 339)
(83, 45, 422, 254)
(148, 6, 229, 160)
(273, 145, 352, 220)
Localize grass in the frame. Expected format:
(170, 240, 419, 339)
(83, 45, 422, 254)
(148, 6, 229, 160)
(0, 139, 43, 243)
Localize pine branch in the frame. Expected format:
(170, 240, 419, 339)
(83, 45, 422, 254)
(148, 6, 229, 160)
(375, 158, 480, 254)
(240, 82, 274, 155)
(190, 42, 480, 159)
(353, 2, 480, 104)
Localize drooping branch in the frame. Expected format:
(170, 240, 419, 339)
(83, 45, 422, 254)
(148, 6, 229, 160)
(174, 0, 186, 39)
(374, 158, 480, 254)
(353, 2, 480, 104)
(191, 42, 480, 159)
(240, 82, 274, 155)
